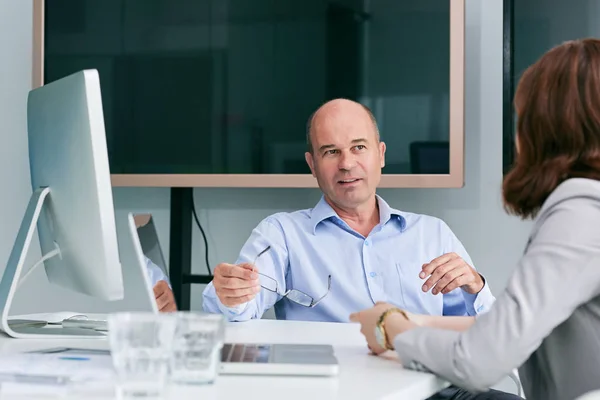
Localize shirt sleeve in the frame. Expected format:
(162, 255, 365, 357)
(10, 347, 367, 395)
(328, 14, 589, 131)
(202, 216, 289, 321)
(394, 195, 600, 392)
(145, 256, 171, 288)
(440, 222, 496, 316)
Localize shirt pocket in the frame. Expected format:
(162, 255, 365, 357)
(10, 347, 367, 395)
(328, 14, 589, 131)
(379, 262, 405, 306)
(396, 262, 443, 316)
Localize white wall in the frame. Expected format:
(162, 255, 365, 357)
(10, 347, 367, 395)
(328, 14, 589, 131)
(0, 0, 46, 314)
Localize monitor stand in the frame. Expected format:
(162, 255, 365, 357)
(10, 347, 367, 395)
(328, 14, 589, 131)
(0, 187, 105, 339)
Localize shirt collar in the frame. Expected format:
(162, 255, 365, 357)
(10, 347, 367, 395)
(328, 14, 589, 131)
(377, 195, 406, 229)
(310, 194, 406, 234)
(310, 196, 338, 233)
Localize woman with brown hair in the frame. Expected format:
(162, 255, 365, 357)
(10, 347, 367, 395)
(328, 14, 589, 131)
(350, 38, 600, 400)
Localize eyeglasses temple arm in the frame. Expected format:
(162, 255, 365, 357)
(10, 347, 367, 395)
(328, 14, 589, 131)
(310, 275, 332, 307)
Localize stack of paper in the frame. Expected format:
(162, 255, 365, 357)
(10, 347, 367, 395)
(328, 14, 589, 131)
(0, 351, 116, 398)
(0, 352, 113, 379)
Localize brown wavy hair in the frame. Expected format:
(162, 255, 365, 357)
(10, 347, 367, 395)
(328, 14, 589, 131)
(503, 38, 600, 219)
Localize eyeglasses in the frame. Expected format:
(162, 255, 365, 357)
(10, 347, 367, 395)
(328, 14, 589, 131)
(253, 246, 331, 308)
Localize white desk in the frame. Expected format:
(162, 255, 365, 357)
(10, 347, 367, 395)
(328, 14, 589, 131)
(0, 319, 450, 399)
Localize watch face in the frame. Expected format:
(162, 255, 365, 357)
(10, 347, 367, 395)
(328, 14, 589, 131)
(374, 326, 386, 349)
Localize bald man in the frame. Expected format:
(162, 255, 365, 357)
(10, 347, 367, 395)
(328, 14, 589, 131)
(202, 99, 518, 400)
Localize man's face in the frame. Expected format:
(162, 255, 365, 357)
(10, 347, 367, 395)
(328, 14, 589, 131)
(305, 107, 386, 210)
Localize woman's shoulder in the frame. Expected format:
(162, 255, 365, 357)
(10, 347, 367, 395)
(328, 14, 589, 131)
(539, 178, 600, 217)
(531, 178, 600, 245)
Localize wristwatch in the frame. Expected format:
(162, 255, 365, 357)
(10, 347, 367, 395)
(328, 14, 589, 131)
(374, 307, 408, 351)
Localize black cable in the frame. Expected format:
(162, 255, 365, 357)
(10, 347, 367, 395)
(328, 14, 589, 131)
(191, 192, 212, 275)
(192, 0, 213, 278)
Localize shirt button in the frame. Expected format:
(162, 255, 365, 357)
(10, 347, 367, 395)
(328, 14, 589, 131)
(369, 272, 377, 278)
(364, 240, 370, 246)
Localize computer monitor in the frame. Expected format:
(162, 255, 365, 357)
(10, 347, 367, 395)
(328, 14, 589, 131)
(0, 69, 124, 338)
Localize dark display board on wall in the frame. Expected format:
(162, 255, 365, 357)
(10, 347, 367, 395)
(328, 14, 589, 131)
(43, 0, 459, 186)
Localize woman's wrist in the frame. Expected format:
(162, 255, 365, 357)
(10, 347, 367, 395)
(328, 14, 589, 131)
(385, 313, 417, 345)
(404, 311, 429, 327)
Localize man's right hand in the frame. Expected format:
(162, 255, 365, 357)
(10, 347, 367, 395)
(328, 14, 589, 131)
(213, 262, 261, 307)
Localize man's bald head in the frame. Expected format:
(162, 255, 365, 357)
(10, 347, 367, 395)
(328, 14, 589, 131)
(306, 99, 379, 154)
(303, 98, 386, 213)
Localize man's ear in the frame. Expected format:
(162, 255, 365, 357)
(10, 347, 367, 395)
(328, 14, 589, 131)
(305, 152, 316, 177)
(379, 141, 386, 168)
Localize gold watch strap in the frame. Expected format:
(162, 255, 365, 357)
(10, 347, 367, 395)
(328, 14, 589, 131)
(377, 308, 409, 351)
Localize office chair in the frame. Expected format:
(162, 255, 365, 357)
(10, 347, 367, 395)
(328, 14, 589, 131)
(507, 370, 524, 398)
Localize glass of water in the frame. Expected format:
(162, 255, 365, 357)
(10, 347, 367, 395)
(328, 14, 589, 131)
(108, 312, 176, 399)
(170, 312, 225, 385)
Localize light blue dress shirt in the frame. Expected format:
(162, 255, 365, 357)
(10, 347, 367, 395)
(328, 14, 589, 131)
(202, 195, 495, 322)
(145, 256, 171, 288)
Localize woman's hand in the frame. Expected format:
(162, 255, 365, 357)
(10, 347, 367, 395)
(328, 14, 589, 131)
(349, 302, 417, 355)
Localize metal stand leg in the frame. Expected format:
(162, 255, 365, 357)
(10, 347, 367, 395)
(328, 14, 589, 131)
(169, 188, 192, 311)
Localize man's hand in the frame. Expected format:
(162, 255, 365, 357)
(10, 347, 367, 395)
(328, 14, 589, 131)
(153, 280, 177, 312)
(213, 262, 261, 307)
(420, 252, 484, 295)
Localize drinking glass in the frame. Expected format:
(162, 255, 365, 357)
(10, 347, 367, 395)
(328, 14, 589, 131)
(169, 312, 225, 385)
(107, 312, 176, 399)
